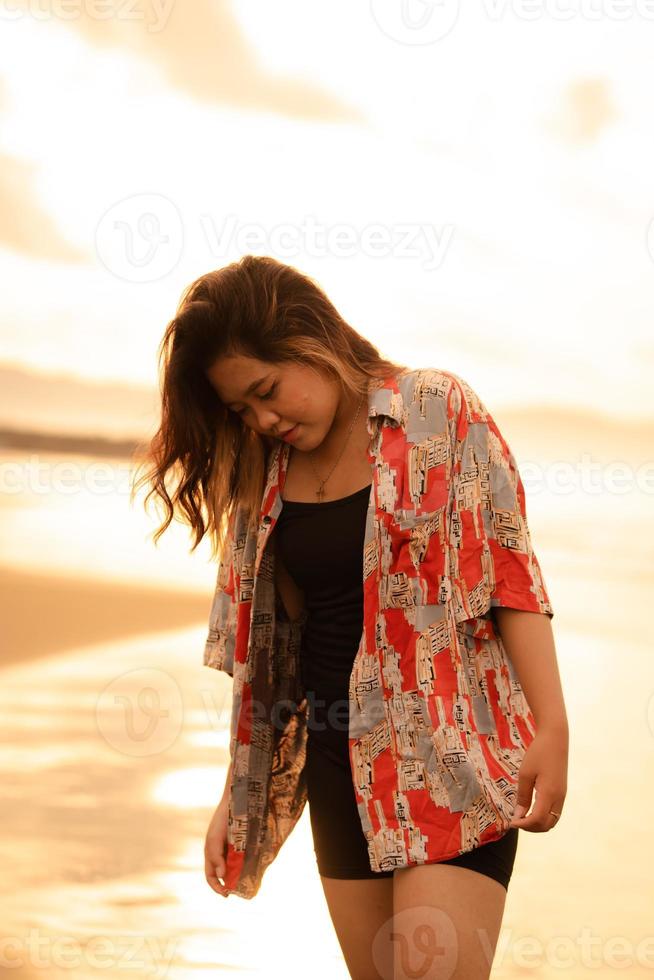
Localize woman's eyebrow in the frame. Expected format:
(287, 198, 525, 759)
(226, 374, 270, 407)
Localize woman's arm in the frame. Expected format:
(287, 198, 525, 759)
(492, 608, 568, 734)
(493, 607, 569, 830)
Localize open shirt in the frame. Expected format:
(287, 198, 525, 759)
(203, 366, 554, 899)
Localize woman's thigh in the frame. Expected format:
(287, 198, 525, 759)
(318, 874, 394, 980)
(392, 863, 508, 980)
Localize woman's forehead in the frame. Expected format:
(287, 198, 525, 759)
(206, 354, 273, 396)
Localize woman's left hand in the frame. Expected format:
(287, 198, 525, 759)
(509, 727, 568, 832)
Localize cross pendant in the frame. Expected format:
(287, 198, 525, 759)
(316, 484, 325, 502)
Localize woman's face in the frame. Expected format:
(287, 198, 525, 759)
(206, 354, 357, 453)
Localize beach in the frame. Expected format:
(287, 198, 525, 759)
(1, 446, 653, 978)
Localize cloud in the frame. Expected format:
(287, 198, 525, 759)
(0, 153, 86, 260)
(24, 0, 363, 123)
(546, 77, 619, 145)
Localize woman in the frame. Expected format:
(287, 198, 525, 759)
(132, 255, 569, 980)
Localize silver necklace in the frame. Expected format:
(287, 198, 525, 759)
(308, 393, 365, 502)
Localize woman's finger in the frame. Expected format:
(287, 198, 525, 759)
(512, 790, 563, 832)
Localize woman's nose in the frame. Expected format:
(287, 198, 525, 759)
(254, 408, 281, 432)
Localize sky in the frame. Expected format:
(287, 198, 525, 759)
(0, 0, 653, 421)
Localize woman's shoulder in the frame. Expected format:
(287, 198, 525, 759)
(391, 364, 469, 412)
(393, 364, 464, 387)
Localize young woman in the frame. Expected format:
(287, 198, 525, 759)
(132, 255, 569, 980)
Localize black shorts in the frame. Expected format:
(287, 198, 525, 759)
(306, 736, 519, 890)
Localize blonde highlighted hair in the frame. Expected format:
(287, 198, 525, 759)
(130, 255, 409, 562)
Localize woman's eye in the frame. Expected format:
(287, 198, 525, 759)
(260, 383, 277, 401)
(235, 383, 277, 415)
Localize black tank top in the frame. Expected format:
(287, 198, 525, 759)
(274, 482, 372, 763)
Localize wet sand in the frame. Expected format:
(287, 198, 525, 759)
(0, 565, 211, 667)
(0, 617, 344, 980)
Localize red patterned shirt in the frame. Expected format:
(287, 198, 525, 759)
(203, 366, 554, 899)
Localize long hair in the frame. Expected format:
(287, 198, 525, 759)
(130, 255, 410, 562)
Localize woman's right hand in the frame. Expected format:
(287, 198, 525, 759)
(204, 798, 230, 898)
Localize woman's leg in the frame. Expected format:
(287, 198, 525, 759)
(392, 863, 508, 980)
(318, 874, 395, 980)
(305, 736, 395, 976)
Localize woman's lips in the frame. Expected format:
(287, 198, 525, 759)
(281, 424, 300, 442)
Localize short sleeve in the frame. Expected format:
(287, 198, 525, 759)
(202, 506, 239, 677)
(446, 375, 554, 625)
